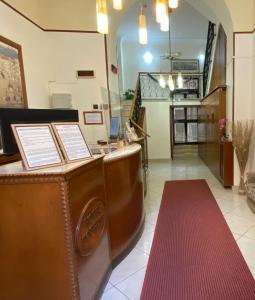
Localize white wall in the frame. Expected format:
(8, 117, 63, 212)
(249, 31, 255, 173)
(0, 3, 109, 143)
(143, 101, 171, 159)
(233, 31, 255, 185)
(0, 1, 52, 108)
(143, 100, 200, 160)
(47, 32, 109, 143)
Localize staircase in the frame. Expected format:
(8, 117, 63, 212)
(203, 21, 216, 96)
(173, 144, 198, 159)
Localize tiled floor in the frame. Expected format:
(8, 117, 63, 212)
(101, 157, 255, 300)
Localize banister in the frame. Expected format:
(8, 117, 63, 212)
(129, 75, 141, 119)
(201, 85, 227, 102)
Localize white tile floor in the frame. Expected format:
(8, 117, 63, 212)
(101, 158, 255, 300)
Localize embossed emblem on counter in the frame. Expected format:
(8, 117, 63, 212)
(75, 198, 106, 256)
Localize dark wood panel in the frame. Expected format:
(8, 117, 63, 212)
(0, 153, 20, 165)
(220, 141, 234, 186)
(0, 180, 75, 300)
(198, 86, 233, 187)
(104, 150, 145, 262)
(68, 158, 111, 300)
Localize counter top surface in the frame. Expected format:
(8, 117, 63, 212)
(103, 143, 141, 163)
(0, 144, 141, 176)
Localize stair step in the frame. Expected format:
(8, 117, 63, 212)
(173, 145, 198, 157)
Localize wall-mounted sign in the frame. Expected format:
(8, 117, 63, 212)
(77, 70, 95, 78)
(11, 124, 64, 170)
(52, 123, 92, 163)
(84, 111, 103, 125)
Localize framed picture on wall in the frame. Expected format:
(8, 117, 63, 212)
(83, 111, 103, 125)
(171, 59, 200, 73)
(0, 35, 28, 108)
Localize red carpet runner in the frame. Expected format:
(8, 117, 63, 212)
(141, 180, 255, 300)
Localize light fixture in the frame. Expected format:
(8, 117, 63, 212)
(139, 7, 148, 45)
(156, 0, 167, 23)
(168, 74, 175, 91)
(113, 0, 123, 10)
(160, 15, 169, 31)
(144, 51, 153, 64)
(159, 74, 166, 88)
(199, 53, 205, 61)
(96, 0, 108, 34)
(169, 0, 179, 9)
(177, 72, 183, 88)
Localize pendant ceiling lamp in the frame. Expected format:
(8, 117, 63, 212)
(156, 0, 167, 23)
(168, 74, 175, 91)
(113, 0, 123, 10)
(160, 15, 169, 32)
(96, 0, 108, 34)
(159, 74, 166, 88)
(139, 6, 148, 45)
(169, 0, 179, 9)
(162, 10, 183, 92)
(177, 72, 183, 88)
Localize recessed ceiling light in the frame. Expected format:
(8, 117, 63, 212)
(144, 51, 153, 64)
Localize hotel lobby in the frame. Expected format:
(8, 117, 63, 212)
(0, 0, 255, 299)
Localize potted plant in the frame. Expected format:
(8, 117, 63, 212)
(232, 120, 254, 195)
(123, 89, 135, 100)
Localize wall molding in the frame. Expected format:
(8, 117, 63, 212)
(233, 28, 255, 35)
(0, 0, 99, 33)
(104, 35, 112, 119)
(233, 28, 255, 57)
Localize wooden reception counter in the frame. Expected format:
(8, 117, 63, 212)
(0, 144, 144, 299)
(0, 156, 111, 300)
(103, 144, 145, 264)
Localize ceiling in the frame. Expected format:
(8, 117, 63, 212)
(117, 0, 209, 42)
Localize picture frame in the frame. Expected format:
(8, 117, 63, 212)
(0, 35, 28, 108)
(51, 122, 92, 163)
(11, 124, 64, 171)
(84, 111, 103, 125)
(171, 59, 200, 73)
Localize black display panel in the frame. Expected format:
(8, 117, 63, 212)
(0, 108, 79, 155)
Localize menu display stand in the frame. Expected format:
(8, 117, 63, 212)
(11, 124, 64, 171)
(52, 123, 92, 163)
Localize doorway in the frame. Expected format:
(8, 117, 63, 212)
(170, 106, 199, 159)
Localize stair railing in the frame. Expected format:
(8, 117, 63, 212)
(203, 21, 216, 96)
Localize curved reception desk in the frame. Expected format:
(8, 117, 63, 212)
(104, 144, 145, 264)
(0, 143, 145, 299)
(0, 156, 111, 300)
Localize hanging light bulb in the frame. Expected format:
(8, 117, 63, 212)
(169, 0, 178, 9)
(168, 74, 175, 91)
(96, 0, 108, 34)
(113, 0, 123, 10)
(159, 74, 166, 88)
(139, 8, 148, 45)
(156, 0, 167, 23)
(160, 15, 169, 31)
(177, 72, 183, 88)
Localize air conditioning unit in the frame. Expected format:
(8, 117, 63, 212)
(51, 93, 72, 109)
